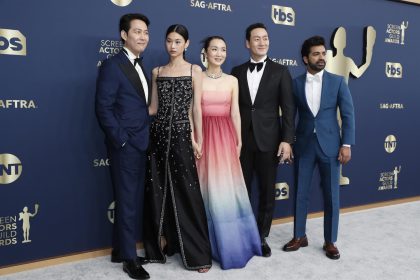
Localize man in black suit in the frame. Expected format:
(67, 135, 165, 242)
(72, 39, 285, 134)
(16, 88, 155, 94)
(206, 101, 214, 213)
(95, 13, 151, 279)
(231, 23, 295, 257)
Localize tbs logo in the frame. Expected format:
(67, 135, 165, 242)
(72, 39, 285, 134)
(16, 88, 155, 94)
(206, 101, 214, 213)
(0, 29, 26, 56)
(275, 183, 289, 200)
(385, 62, 402, 78)
(271, 5, 295, 26)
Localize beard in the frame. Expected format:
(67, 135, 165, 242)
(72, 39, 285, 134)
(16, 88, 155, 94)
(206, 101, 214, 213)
(308, 59, 325, 72)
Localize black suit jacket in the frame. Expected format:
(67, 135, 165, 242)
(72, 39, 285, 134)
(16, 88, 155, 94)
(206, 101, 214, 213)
(95, 51, 151, 151)
(231, 59, 295, 152)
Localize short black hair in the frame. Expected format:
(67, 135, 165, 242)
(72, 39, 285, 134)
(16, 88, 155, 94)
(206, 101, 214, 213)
(166, 24, 189, 41)
(119, 13, 150, 43)
(300, 36, 325, 63)
(201, 35, 226, 51)
(245, 23, 267, 41)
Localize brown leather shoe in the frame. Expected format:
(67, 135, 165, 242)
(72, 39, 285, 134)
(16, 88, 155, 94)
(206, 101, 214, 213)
(323, 242, 340, 260)
(283, 236, 308, 252)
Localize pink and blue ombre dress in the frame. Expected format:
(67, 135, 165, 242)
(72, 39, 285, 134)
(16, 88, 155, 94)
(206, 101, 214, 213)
(196, 90, 262, 269)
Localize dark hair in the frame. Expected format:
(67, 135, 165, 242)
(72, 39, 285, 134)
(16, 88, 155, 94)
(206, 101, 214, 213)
(119, 13, 150, 43)
(245, 23, 267, 41)
(201, 35, 226, 51)
(300, 36, 325, 64)
(166, 24, 189, 41)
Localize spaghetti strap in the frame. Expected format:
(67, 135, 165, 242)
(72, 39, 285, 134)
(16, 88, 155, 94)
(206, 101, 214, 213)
(190, 64, 193, 77)
(157, 66, 160, 77)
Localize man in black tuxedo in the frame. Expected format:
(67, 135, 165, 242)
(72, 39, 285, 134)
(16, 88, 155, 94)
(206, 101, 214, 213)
(96, 13, 151, 279)
(231, 23, 295, 257)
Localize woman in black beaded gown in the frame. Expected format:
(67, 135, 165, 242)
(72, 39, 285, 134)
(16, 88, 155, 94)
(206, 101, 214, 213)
(143, 24, 212, 272)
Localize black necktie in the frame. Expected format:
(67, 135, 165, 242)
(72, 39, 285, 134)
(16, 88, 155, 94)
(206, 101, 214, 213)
(249, 62, 264, 72)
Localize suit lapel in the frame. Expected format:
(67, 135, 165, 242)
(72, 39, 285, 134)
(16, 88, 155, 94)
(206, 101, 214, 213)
(298, 74, 315, 118)
(240, 64, 252, 105)
(117, 53, 146, 102)
(319, 71, 330, 112)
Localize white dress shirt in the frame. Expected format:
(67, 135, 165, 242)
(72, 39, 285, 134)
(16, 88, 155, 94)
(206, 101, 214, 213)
(122, 47, 148, 103)
(247, 55, 267, 104)
(305, 70, 324, 117)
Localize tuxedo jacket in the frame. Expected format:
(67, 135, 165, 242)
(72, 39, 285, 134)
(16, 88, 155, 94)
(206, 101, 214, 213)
(231, 59, 295, 152)
(293, 70, 355, 157)
(95, 51, 151, 151)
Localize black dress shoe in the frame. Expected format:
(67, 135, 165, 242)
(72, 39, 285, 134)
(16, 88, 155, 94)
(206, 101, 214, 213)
(261, 238, 272, 257)
(111, 249, 149, 265)
(123, 259, 150, 280)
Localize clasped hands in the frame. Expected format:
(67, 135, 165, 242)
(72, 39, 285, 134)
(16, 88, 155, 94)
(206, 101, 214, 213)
(192, 140, 202, 159)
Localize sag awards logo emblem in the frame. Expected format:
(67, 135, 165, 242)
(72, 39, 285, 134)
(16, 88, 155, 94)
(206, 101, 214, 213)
(0, 28, 26, 56)
(385, 62, 403, 78)
(108, 201, 115, 224)
(0, 154, 22, 184)
(97, 39, 123, 67)
(0, 100, 37, 109)
(384, 135, 397, 153)
(378, 166, 401, 191)
(271, 5, 295, 26)
(0, 204, 39, 246)
(190, 1, 233, 12)
(111, 0, 133, 7)
(275, 183, 289, 200)
(385, 21, 408, 45)
(326, 26, 376, 185)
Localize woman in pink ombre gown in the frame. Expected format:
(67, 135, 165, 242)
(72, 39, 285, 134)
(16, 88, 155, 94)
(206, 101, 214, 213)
(196, 36, 261, 269)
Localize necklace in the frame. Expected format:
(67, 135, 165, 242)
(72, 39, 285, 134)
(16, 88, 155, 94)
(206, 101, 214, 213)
(205, 70, 223, 79)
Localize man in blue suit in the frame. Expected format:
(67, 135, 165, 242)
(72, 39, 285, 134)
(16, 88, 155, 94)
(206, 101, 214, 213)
(96, 13, 151, 279)
(283, 36, 355, 260)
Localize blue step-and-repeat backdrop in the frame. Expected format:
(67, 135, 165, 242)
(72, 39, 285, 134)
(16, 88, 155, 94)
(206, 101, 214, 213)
(1, 0, 419, 268)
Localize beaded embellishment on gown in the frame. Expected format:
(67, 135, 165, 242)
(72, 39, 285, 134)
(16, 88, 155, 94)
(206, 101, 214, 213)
(143, 66, 212, 270)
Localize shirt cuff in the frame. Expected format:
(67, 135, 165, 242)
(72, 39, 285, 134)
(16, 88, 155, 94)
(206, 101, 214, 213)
(342, 144, 351, 148)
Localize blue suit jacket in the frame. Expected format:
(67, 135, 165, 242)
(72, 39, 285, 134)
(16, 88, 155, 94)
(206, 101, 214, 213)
(95, 52, 150, 151)
(293, 71, 355, 157)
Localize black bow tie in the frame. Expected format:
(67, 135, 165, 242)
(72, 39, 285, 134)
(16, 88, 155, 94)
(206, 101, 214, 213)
(249, 61, 264, 72)
(134, 57, 141, 67)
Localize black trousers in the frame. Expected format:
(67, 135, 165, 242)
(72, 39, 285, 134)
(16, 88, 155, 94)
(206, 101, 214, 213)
(109, 142, 146, 260)
(240, 128, 278, 239)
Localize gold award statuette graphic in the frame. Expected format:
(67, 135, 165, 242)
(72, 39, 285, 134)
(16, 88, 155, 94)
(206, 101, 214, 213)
(111, 0, 133, 7)
(393, 166, 401, 189)
(325, 26, 376, 185)
(400, 21, 408, 45)
(0, 28, 26, 56)
(19, 204, 39, 243)
(0, 154, 23, 184)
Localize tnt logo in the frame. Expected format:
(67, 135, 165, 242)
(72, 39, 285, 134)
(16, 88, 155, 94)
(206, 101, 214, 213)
(0, 154, 23, 184)
(385, 62, 402, 78)
(384, 135, 397, 153)
(0, 29, 26, 56)
(107, 201, 115, 224)
(275, 182, 289, 200)
(271, 5, 295, 26)
(111, 0, 133, 6)
(200, 48, 208, 68)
